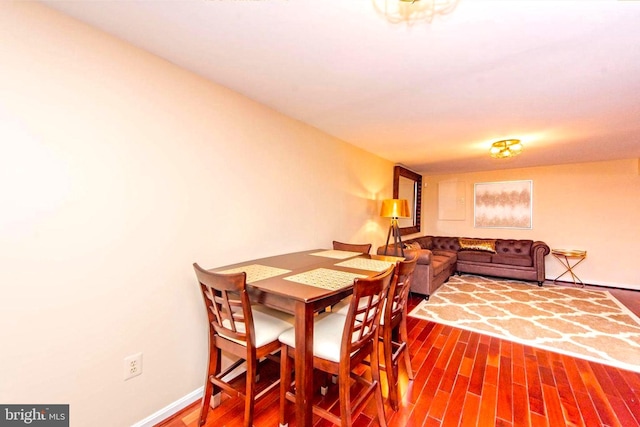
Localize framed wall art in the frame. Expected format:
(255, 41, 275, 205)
(474, 180, 532, 229)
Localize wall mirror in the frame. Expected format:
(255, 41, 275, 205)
(393, 165, 422, 235)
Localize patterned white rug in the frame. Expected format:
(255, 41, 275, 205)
(409, 275, 640, 373)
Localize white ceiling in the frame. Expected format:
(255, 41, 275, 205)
(40, 0, 640, 174)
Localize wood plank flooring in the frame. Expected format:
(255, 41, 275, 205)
(158, 281, 640, 427)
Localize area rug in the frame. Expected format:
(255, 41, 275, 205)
(408, 274, 640, 373)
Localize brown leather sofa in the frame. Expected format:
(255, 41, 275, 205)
(377, 235, 550, 298)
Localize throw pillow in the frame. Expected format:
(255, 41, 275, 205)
(458, 238, 497, 253)
(404, 242, 422, 251)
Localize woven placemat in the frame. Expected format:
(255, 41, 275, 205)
(309, 250, 362, 259)
(284, 268, 366, 290)
(217, 264, 291, 283)
(334, 258, 395, 272)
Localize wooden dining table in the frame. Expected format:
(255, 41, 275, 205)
(210, 249, 403, 427)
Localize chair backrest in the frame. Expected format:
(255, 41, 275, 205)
(193, 263, 256, 347)
(383, 255, 418, 328)
(332, 240, 372, 254)
(341, 265, 395, 356)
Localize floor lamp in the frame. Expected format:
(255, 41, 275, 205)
(381, 199, 410, 257)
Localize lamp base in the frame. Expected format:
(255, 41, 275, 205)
(383, 221, 404, 257)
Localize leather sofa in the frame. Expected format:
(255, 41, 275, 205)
(377, 235, 550, 298)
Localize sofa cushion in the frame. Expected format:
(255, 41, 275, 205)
(412, 236, 433, 249)
(457, 250, 493, 263)
(495, 239, 533, 255)
(432, 249, 458, 261)
(459, 238, 497, 253)
(431, 236, 461, 252)
(491, 254, 532, 267)
(431, 255, 454, 276)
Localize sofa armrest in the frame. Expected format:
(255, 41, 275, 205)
(410, 249, 433, 265)
(531, 241, 550, 258)
(376, 246, 433, 265)
(376, 245, 402, 257)
(531, 241, 551, 284)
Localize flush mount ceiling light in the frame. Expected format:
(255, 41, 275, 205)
(373, 0, 459, 25)
(490, 139, 523, 159)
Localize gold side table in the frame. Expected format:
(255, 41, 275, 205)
(552, 249, 587, 287)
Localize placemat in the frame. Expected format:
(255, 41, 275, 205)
(309, 250, 362, 259)
(217, 264, 291, 283)
(334, 258, 396, 272)
(284, 268, 367, 290)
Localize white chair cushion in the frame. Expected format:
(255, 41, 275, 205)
(278, 313, 348, 363)
(332, 296, 352, 315)
(220, 305, 294, 348)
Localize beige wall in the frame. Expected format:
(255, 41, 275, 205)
(2, 3, 638, 426)
(0, 3, 393, 426)
(421, 159, 640, 289)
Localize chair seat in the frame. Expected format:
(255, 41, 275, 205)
(278, 312, 347, 363)
(221, 306, 294, 348)
(332, 297, 351, 315)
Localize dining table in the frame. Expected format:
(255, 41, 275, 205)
(210, 249, 403, 427)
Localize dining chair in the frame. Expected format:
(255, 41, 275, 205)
(379, 255, 418, 410)
(332, 240, 372, 254)
(278, 265, 394, 427)
(332, 255, 417, 410)
(193, 263, 294, 427)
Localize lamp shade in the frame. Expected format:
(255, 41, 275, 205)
(380, 199, 410, 218)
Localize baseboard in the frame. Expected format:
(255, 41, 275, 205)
(131, 386, 203, 427)
(545, 278, 640, 292)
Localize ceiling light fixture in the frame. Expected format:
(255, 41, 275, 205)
(490, 139, 523, 159)
(373, 0, 459, 25)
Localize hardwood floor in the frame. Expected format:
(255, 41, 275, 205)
(158, 281, 640, 427)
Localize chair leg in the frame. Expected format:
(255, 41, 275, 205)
(383, 337, 399, 411)
(199, 380, 213, 427)
(338, 363, 353, 427)
(320, 372, 334, 396)
(370, 342, 388, 427)
(279, 344, 291, 427)
(243, 352, 257, 427)
(399, 317, 414, 381)
(199, 346, 221, 426)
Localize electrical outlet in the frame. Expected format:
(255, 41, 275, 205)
(124, 352, 143, 381)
